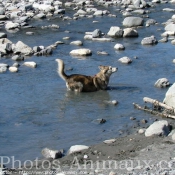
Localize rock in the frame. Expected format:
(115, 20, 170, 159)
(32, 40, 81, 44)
(158, 37, 168, 43)
(93, 118, 107, 124)
(123, 17, 144, 27)
(12, 55, 24, 61)
(5, 21, 19, 30)
(123, 28, 138, 37)
(93, 10, 103, 16)
(118, 56, 132, 64)
(92, 29, 102, 38)
(146, 19, 157, 25)
(163, 83, 175, 108)
(92, 38, 111, 42)
(138, 129, 146, 134)
(171, 39, 175, 45)
(107, 26, 123, 37)
(141, 119, 148, 124)
(41, 148, 62, 159)
(0, 63, 8, 73)
(23, 61, 37, 68)
(141, 35, 158, 45)
(0, 33, 7, 39)
(103, 139, 116, 144)
(77, 9, 87, 15)
(33, 13, 46, 19)
(97, 51, 109, 55)
(114, 43, 125, 50)
(9, 67, 18, 72)
(70, 40, 83, 46)
(70, 48, 92, 56)
(13, 41, 33, 56)
(145, 120, 170, 137)
(12, 63, 20, 67)
(84, 35, 93, 40)
(68, 145, 89, 154)
(165, 23, 175, 32)
(154, 78, 170, 88)
(132, 9, 145, 14)
(26, 32, 34, 35)
(161, 31, 175, 37)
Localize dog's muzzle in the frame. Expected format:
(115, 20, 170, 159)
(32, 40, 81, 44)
(112, 67, 118, 73)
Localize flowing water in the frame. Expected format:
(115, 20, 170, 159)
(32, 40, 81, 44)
(1, 2, 175, 166)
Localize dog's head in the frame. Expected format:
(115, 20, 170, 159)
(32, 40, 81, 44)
(98, 65, 118, 76)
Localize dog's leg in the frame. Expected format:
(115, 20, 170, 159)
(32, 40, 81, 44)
(67, 81, 83, 92)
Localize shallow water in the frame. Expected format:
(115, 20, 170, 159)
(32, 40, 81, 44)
(1, 2, 175, 166)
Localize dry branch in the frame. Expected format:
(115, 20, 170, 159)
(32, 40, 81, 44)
(143, 97, 175, 113)
(133, 103, 175, 119)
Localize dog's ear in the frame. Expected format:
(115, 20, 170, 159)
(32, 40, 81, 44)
(98, 65, 104, 70)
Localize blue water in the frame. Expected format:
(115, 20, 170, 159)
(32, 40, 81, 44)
(1, 2, 175, 166)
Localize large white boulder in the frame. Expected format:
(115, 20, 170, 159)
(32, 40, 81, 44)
(163, 83, 175, 108)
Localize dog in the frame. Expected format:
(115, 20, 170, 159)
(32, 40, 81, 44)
(55, 59, 117, 92)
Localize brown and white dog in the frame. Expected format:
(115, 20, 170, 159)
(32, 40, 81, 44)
(55, 59, 117, 92)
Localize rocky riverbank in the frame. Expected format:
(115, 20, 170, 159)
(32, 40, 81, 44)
(2, 121, 175, 175)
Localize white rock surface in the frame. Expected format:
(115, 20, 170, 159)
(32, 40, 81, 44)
(23, 61, 37, 68)
(163, 83, 175, 108)
(70, 48, 92, 56)
(68, 145, 89, 155)
(145, 120, 170, 137)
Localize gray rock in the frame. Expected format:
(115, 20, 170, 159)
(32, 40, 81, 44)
(107, 26, 123, 37)
(33, 13, 46, 19)
(23, 61, 37, 68)
(165, 23, 175, 32)
(13, 41, 33, 56)
(114, 43, 125, 50)
(141, 35, 158, 45)
(158, 37, 168, 43)
(163, 8, 175, 12)
(0, 63, 8, 73)
(12, 63, 20, 67)
(145, 120, 170, 137)
(70, 48, 92, 56)
(93, 10, 103, 16)
(0, 33, 7, 39)
(154, 78, 170, 88)
(92, 29, 102, 38)
(123, 28, 138, 37)
(146, 19, 157, 25)
(9, 67, 18, 72)
(118, 56, 132, 64)
(123, 17, 144, 27)
(12, 55, 24, 61)
(68, 145, 89, 154)
(70, 40, 83, 46)
(132, 9, 145, 14)
(163, 83, 175, 108)
(5, 21, 19, 30)
(0, 7, 5, 15)
(0, 15, 7, 20)
(77, 9, 87, 15)
(41, 148, 62, 159)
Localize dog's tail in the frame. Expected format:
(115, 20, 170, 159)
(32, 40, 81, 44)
(55, 59, 68, 81)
